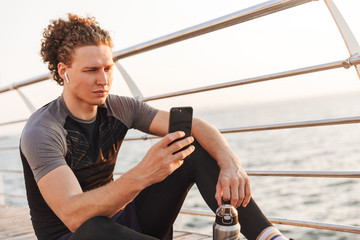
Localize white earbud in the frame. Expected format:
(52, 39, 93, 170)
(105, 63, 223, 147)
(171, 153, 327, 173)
(64, 72, 70, 84)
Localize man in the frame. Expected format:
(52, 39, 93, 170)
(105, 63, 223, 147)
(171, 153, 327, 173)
(20, 14, 291, 240)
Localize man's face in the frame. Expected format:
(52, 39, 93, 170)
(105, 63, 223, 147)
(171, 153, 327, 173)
(66, 45, 114, 107)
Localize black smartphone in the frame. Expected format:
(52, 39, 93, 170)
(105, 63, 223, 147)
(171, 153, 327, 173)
(168, 107, 193, 154)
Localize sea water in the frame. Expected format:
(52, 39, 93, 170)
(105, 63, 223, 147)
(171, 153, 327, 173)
(1, 92, 360, 239)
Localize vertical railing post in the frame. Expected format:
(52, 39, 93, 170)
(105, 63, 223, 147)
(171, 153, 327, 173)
(115, 61, 144, 101)
(16, 88, 36, 114)
(324, 0, 360, 79)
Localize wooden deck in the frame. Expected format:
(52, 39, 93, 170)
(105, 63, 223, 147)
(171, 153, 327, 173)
(0, 205, 211, 240)
(0, 205, 36, 240)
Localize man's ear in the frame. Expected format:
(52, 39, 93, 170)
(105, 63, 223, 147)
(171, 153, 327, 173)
(58, 62, 67, 81)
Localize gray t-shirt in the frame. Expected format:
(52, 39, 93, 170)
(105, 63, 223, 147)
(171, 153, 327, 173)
(20, 94, 158, 240)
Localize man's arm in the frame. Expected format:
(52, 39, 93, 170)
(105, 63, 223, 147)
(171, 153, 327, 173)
(37, 131, 194, 233)
(149, 110, 251, 208)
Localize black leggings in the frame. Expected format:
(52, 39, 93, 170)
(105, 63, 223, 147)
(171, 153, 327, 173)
(69, 140, 271, 240)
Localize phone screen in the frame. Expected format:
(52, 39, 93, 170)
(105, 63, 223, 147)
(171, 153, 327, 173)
(168, 107, 193, 154)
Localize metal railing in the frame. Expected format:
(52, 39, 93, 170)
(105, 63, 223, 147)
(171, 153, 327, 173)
(1, 168, 360, 233)
(142, 58, 360, 102)
(179, 209, 360, 234)
(1, 0, 360, 237)
(124, 115, 360, 141)
(112, 0, 316, 61)
(0, 73, 50, 94)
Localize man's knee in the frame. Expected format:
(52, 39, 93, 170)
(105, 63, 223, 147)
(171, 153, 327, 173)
(71, 216, 159, 240)
(80, 216, 111, 230)
(71, 216, 112, 240)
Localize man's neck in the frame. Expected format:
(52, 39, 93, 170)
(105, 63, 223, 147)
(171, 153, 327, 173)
(62, 92, 98, 120)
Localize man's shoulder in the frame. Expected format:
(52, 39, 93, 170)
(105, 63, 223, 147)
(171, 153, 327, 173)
(105, 94, 137, 105)
(28, 97, 58, 122)
(104, 94, 141, 113)
(103, 94, 158, 132)
(22, 97, 67, 139)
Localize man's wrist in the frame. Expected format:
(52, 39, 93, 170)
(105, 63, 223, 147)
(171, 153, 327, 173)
(119, 170, 148, 193)
(216, 153, 240, 170)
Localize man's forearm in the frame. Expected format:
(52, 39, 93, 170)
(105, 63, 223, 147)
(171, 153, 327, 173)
(63, 170, 145, 232)
(192, 118, 238, 167)
(191, 118, 251, 207)
(39, 165, 147, 233)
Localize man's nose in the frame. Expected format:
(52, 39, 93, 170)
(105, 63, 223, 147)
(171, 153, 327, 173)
(97, 71, 108, 85)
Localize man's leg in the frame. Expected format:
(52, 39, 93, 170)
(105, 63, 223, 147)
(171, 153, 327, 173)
(189, 140, 272, 240)
(134, 140, 273, 240)
(68, 216, 159, 240)
(134, 156, 195, 239)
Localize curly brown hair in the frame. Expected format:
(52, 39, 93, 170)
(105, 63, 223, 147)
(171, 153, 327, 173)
(40, 13, 113, 85)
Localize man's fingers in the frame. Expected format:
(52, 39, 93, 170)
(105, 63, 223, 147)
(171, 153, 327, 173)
(171, 158, 185, 170)
(242, 179, 252, 207)
(237, 182, 245, 208)
(167, 134, 194, 156)
(164, 131, 185, 146)
(230, 180, 239, 207)
(217, 173, 252, 208)
(172, 144, 195, 160)
(215, 183, 222, 206)
(220, 179, 231, 203)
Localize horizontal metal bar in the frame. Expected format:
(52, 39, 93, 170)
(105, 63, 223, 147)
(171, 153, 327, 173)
(179, 209, 360, 234)
(142, 59, 348, 102)
(2, 55, 358, 103)
(113, 171, 360, 178)
(269, 217, 360, 234)
(0, 118, 27, 127)
(0, 170, 23, 174)
(3, 169, 358, 178)
(0, 193, 26, 199)
(0, 147, 18, 151)
(2, 115, 359, 139)
(125, 135, 160, 141)
(123, 116, 360, 141)
(0, 73, 50, 94)
(220, 115, 360, 133)
(1, 191, 360, 234)
(180, 209, 214, 218)
(247, 170, 360, 178)
(113, 0, 314, 61)
(0, 191, 359, 234)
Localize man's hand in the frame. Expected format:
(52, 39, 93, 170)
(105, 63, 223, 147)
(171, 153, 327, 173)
(134, 131, 195, 187)
(215, 159, 252, 208)
(148, 111, 252, 208)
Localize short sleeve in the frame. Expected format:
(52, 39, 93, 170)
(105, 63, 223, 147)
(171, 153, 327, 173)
(106, 95, 158, 133)
(20, 117, 67, 182)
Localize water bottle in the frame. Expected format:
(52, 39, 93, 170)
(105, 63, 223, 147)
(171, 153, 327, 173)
(213, 200, 241, 240)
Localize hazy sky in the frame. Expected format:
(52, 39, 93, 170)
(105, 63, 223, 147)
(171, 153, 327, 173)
(0, 0, 359, 127)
